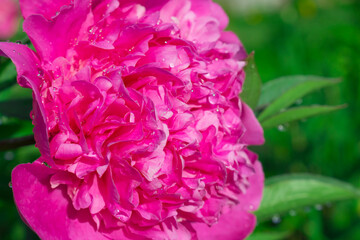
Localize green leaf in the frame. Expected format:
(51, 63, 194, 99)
(0, 59, 17, 83)
(255, 174, 360, 222)
(0, 79, 16, 92)
(241, 52, 262, 110)
(258, 76, 340, 121)
(258, 76, 341, 108)
(0, 99, 33, 120)
(260, 105, 345, 129)
(246, 231, 290, 240)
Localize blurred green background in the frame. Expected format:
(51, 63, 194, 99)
(0, 0, 359, 239)
(219, 0, 360, 239)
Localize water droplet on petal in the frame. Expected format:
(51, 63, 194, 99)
(42, 162, 51, 168)
(271, 215, 281, 224)
(15, 40, 22, 44)
(169, 63, 175, 68)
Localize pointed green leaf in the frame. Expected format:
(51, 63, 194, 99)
(246, 231, 290, 240)
(241, 52, 262, 110)
(260, 105, 345, 129)
(0, 99, 33, 120)
(0, 59, 17, 83)
(258, 76, 340, 121)
(258, 76, 340, 108)
(255, 174, 360, 222)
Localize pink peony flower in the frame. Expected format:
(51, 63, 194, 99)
(0, 0, 19, 39)
(0, 0, 264, 239)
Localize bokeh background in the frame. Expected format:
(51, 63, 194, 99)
(0, 0, 359, 239)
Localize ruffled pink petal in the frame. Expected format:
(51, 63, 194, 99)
(0, 42, 41, 87)
(19, 0, 71, 19)
(0, 43, 52, 161)
(191, 160, 263, 240)
(11, 163, 111, 240)
(241, 160, 264, 212)
(241, 102, 265, 145)
(23, 0, 90, 61)
(192, 209, 256, 240)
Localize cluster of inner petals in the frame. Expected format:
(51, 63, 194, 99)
(32, 0, 254, 231)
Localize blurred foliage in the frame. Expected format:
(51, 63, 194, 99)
(0, 0, 359, 239)
(219, 0, 360, 239)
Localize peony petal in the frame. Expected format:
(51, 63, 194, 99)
(192, 208, 256, 240)
(241, 102, 265, 145)
(242, 160, 264, 211)
(23, 0, 90, 61)
(19, 0, 71, 19)
(0, 43, 52, 161)
(11, 163, 110, 240)
(0, 42, 41, 88)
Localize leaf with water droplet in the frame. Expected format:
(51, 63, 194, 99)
(258, 75, 341, 109)
(255, 174, 360, 222)
(258, 76, 341, 121)
(246, 231, 290, 240)
(260, 105, 346, 130)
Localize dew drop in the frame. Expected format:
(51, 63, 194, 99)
(4, 151, 14, 161)
(277, 125, 286, 132)
(315, 204, 323, 211)
(289, 210, 297, 216)
(271, 215, 281, 224)
(169, 63, 175, 68)
(304, 206, 311, 212)
(8, 182, 12, 188)
(15, 40, 22, 44)
(37, 69, 44, 78)
(42, 162, 51, 168)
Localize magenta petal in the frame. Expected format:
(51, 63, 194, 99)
(23, 0, 90, 61)
(241, 102, 265, 145)
(192, 209, 256, 240)
(241, 160, 264, 211)
(192, 160, 264, 240)
(0, 42, 41, 88)
(19, 0, 71, 19)
(0, 43, 51, 160)
(12, 163, 109, 240)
